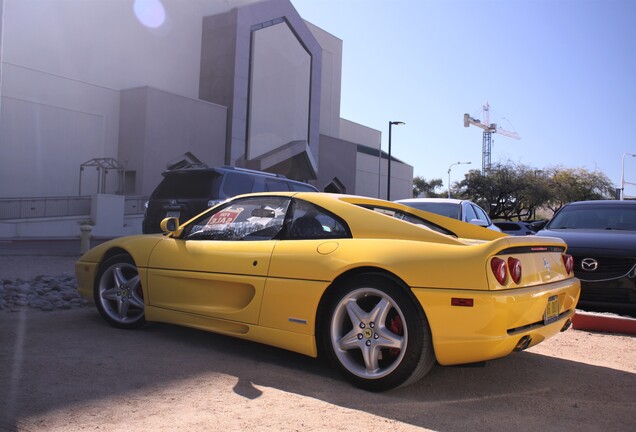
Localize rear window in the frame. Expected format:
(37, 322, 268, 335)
(358, 205, 456, 236)
(403, 202, 461, 219)
(154, 172, 221, 199)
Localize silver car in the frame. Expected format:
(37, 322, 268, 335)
(395, 198, 502, 232)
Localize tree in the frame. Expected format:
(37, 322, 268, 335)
(455, 162, 546, 220)
(455, 162, 616, 219)
(412, 177, 444, 198)
(544, 166, 615, 213)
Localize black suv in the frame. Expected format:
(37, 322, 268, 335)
(142, 166, 319, 234)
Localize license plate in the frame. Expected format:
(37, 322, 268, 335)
(166, 211, 180, 219)
(544, 295, 559, 325)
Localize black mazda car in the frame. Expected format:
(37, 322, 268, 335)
(537, 200, 636, 313)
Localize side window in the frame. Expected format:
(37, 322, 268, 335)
(265, 179, 292, 192)
(463, 204, 478, 222)
(183, 196, 290, 241)
(472, 204, 490, 224)
(284, 199, 350, 240)
(221, 172, 255, 197)
(498, 222, 520, 231)
(289, 182, 318, 192)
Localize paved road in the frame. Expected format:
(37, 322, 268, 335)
(1, 308, 635, 432)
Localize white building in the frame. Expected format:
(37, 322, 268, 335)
(0, 0, 413, 238)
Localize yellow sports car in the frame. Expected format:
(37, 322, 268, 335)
(75, 192, 580, 391)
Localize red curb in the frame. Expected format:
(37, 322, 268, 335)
(572, 310, 636, 336)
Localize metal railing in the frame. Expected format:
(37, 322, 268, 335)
(0, 196, 147, 220)
(124, 196, 147, 215)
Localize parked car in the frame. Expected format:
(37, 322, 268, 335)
(142, 166, 318, 233)
(77, 192, 579, 391)
(494, 221, 536, 236)
(537, 200, 636, 312)
(395, 198, 502, 232)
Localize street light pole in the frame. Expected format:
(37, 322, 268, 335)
(621, 152, 636, 200)
(377, 142, 382, 199)
(387, 121, 405, 200)
(447, 161, 471, 198)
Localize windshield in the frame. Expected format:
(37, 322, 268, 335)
(547, 204, 636, 230)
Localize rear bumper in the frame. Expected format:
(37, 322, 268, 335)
(412, 277, 581, 365)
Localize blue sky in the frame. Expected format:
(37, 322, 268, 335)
(291, 0, 636, 197)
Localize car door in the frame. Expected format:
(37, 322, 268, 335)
(260, 199, 352, 332)
(146, 196, 291, 324)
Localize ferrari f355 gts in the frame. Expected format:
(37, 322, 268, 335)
(76, 192, 580, 391)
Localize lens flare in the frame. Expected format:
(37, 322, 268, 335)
(133, 0, 166, 29)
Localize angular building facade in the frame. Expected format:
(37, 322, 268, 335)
(0, 0, 413, 237)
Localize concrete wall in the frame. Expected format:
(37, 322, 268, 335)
(0, 0, 253, 199)
(247, 21, 311, 160)
(199, 0, 322, 168)
(0, 64, 120, 198)
(0, 214, 143, 240)
(340, 118, 381, 148)
(198, 9, 239, 166)
(118, 87, 227, 196)
(0, 0, 415, 225)
(355, 147, 413, 200)
(317, 135, 357, 193)
(386, 157, 414, 200)
(1, 0, 259, 98)
(305, 21, 342, 138)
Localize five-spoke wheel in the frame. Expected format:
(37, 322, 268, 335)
(321, 275, 435, 391)
(94, 254, 146, 329)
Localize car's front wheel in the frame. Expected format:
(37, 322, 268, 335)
(320, 274, 435, 391)
(94, 254, 146, 329)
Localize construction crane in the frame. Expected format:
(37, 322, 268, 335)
(463, 102, 520, 173)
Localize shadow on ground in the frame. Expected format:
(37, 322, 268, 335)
(1, 309, 634, 431)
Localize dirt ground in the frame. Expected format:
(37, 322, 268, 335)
(1, 256, 635, 431)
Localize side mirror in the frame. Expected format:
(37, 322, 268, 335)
(530, 220, 547, 231)
(468, 218, 488, 228)
(160, 217, 181, 234)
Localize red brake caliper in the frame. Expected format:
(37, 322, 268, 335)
(388, 315, 403, 357)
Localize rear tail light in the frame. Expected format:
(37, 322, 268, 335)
(562, 254, 574, 275)
(491, 258, 508, 285)
(508, 257, 522, 284)
(491, 257, 524, 285)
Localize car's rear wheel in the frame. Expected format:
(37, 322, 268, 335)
(321, 274, 435, 391)
(94, 254, 146, 329)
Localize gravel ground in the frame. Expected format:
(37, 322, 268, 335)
(0, 256, 88, 312)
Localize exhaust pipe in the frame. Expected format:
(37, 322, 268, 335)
(513, 335, 532, 352)
(561, 318, 572, 332)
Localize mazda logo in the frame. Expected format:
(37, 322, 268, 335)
(581, 258, 599, 271)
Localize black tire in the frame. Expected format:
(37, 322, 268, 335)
(94, 254, 146, 329)
(320, 274, 435, 391)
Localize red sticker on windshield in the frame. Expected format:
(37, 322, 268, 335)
(207, 208, 243, 226)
